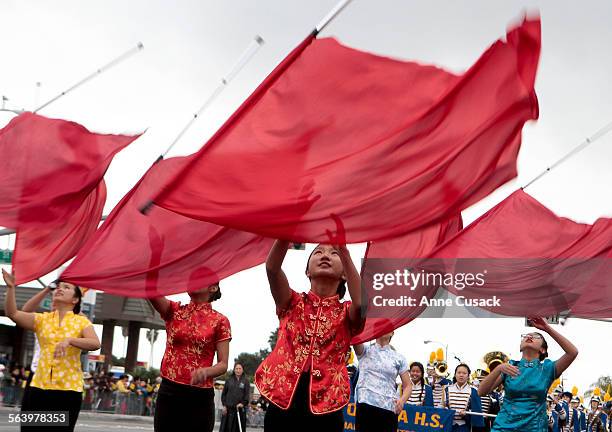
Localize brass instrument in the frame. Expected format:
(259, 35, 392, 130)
(483, 351, 509, 371)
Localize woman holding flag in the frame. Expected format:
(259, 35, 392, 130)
(150, 279, 231, 432)
(255, 241, 364, 432)
(3, 270, 100, 432)
(478, 317, 578, 432)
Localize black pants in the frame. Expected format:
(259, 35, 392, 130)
(154, 378, 215, 432)
(21, 386, 82, 432)
(355, 402, 398, 432)
(220, 406, 247, 432)
(20, 371, 35, 412)
(264, 373, 344, 432)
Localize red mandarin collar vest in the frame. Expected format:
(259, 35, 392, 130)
(255, 289, 358, 414)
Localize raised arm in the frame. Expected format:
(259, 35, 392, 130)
(22, 286, 51, 312)
(337, 246, 363, 331)
(3, 269, 35, 331)
(353, 343, 365, 357)
(149, 296, 171, 319)
(266, 240, 292, 310)
(529, 317, 578, 377)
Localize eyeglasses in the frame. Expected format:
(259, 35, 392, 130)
(521, 334, 543, 340)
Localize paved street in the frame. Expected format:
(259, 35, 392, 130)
(0, 408, 222, 431)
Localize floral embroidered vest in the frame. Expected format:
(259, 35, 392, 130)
(255, 290, 357, 414)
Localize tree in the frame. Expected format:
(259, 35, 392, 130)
(111, 355, 125, 367)
(232, 350, 268, 380)
(584, 376, 612, 398)
(268, 328, 279, 351)
(131, 366, 161, 382)
(227, 329, 279, 382)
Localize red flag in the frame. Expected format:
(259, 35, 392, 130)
(425, 190, 612, 318)
(14, 182, 106, 284)
(352, 215, 463, 344)
(0, 113, 139, 283)
(61, 156, 273, 298)
(153, 17, 540, 243)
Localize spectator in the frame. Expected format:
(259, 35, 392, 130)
(82, 375, 95, 410)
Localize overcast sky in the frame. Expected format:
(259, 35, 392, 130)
(1, 0, 611, 395)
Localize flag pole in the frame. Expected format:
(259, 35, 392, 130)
(465, 411, 497, 418)
(521, 119, 612, 190)
(315, 0, 354, 34)
(160, 35, 265, 159)
(142, 0, 355, 214)
(1, 36, 263, 234)
(33, 42, 144, 113)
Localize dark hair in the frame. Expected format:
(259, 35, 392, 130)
(535, 332, 549, 361)
(232, 362, 246, 380)
(209, 283, 222, 302)
(306, 245, 347, 298)
(410, 362, 425, 402)
(72, 284, 82, 314)
(453, 363, 471, 383)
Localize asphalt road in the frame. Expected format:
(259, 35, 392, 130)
(0, 408, 223, 431)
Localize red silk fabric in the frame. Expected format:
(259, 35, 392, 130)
(353, 215, 463, 344)
(14, 182, 106, 284)
(0, 113, 138, 283)
(62, 156, 272, 297)
(427, 190, 612, 318)
(154, 18, 540, 243)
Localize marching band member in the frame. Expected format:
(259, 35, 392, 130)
(354, 331, 412, 432)
(587, 394, 607, 432)
(561, 391, 577, 432)
(427, 349, 452, 408)
(407, 362, 434, 407)
(571, 396, 586, 432)
(579, 404, 588, 432)
(256, 241, 364, 432)
(443, 363, 484, 432)
(478, 317, 578, 432)
(472, 369, 496, 432)
(548, 394, 562, 432)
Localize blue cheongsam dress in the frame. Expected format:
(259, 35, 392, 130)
(491, 358, 556, 432)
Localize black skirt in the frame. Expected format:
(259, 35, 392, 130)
(154, 378, 215, 432)
(355, 402, 398, 432)
(20, 386, 82, 432)
(264, 373, 344, 432)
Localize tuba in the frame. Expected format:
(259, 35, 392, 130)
(483, 351, 509, 372)
(434, 348, 449, 378)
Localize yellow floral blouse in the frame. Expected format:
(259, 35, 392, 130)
(31, 311, 92, 392)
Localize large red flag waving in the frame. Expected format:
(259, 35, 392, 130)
(61, 156, 273, 297)
(13, 182, 107, 284)
(0, 113, 139, 283)
(423, 190, 612, 318)
(153, 17, 540, 243)
(353, 215, 463, 344)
